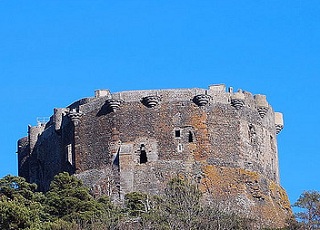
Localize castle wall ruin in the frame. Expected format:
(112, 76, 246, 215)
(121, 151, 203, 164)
(17, 84, 290, 227)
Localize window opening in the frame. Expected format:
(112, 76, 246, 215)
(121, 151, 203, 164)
(178, 143, 183, 152)
(113, 147, 120, 169)
(117, 185, 121, 199)
(188, 131, 193, 142)
(140, 144, 148, 164)
(67, 144, 73, 165)
(175, 130, 181, 138)
(270, 135, 275, 152)
(248, 124, 256, 143)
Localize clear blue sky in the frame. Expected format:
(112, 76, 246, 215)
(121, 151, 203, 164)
(1, 1, 319, 205)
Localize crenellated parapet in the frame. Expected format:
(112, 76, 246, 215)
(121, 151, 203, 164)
(76, 84, 281, 116)
(95, 89, 111, 98)
(67, 85, 284, 124)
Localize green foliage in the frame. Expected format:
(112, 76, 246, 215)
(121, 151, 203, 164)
(293, 190, 320, 229)
(45, 172, 93, 220)
(0, 173, 120, 229)
(125, 191, 148, 216)
(45, 172, 119, 228)
(125, 177, 253, 230)
(0, 175, 46, 230)
(4, 174, 314, 229)
(263, 217, 303, 230)
(0, 175, 37, 201)
(40, 219, 78, 230)
(161, 177, 202, 229)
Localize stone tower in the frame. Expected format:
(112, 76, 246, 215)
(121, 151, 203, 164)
(17, 84, 290, 227)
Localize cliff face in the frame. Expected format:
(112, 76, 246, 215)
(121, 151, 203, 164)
(18, 84, 290, 227)
(202, 165, 291, 227)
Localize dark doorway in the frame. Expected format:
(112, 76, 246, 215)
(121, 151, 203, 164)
(188, 131, 193, 142)
(140, 144, 148, 164)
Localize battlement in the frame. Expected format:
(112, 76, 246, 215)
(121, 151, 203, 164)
(26, 85, 284, 142)
(93, 84, 255, 106)
(81, 85, 281, 125)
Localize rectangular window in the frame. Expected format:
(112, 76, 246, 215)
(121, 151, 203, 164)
(175, 130, 181, 138)
(67, 144, 73, 165)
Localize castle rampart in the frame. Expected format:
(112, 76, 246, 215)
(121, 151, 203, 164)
(17, 84, 290, 227)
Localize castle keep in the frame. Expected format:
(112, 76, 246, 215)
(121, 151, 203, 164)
(17, 84, 290, 226)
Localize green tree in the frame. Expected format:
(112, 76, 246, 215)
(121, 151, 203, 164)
(162, 177, 202, 229)
(126, 177, 253, 230)
(0, 175, 46, 229)
(45, 172, 119, 228)
(125, 191, 149, 216)
(294, 190, 320, 230)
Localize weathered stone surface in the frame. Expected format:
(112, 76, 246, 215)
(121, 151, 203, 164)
(17, 84, 290, 228)
(202, 165, 291, 228)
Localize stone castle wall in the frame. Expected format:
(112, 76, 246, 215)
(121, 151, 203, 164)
(17, 84, 290, 227)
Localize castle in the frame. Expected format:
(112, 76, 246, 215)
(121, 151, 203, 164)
(17, 84, 291, 227)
